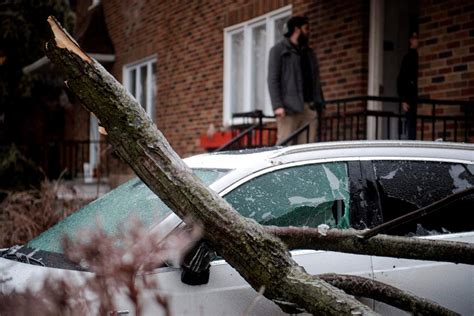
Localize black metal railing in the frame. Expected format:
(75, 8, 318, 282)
(216, 110, 277, 152)
(3, 140, 111, 180)
(280, 96, 473, 145)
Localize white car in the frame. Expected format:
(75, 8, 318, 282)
(1, 141, 473, 315)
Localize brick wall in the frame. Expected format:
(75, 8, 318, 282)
(101, 0, 370, 161)
(419, 0, 474, 100)
(310, 0, 369, 102)
(418, 0, 474, 141)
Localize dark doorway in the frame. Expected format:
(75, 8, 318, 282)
(382, 0, 419, 139)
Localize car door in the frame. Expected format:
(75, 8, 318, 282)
(142, 160, 375, 315)
(367, 159, 474, 315)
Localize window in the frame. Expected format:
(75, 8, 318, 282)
(26, 168, 229, 254)
(223, 6, 291, 125)
(123, 57, 157, 121)
(372, 160, 474, 235)
(224, 162, 351, 229)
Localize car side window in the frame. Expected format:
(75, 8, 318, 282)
(372, 160, 474, 236)
(224, 162, 350, 229)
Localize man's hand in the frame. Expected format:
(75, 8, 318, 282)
(402, 102, 410, 112)
(274, 107, 286, 118)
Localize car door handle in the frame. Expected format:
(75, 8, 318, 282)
(109, 310, 129, 315)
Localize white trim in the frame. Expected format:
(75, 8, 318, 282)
(88, 0, 101, 10)
(223, 30, 232, 125)
(223, 5, 292, 33)
(223, 6, 292, 126)
(243, 23, 252, 114)
(22, 54, 115, 74)
(85, 114, 100, 183)
(147, 62, 153, 119)
(367, 0, 385, 139)
(22, 56, 49, 74)
(123, 54, 158, 68)
(89, 53, 115, 63)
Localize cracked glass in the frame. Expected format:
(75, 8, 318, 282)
(224, 162, 350, 228)
(373, 160, 474, 235)
(27, 169, 230, 253)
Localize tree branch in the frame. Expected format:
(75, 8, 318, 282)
(268, 227, 474, 265)
(319, 274, 458, 316)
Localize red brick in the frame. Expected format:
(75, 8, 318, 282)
(420, 0, 474, 100)
(438, 67, 452, 74)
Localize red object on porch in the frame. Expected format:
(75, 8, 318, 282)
(200, 128, 277, 151)
(199, 131, 235, 150)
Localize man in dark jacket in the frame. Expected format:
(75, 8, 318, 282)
(267, 16, 324, 145)
(397, 32, 419, 140)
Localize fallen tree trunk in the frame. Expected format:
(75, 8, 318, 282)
(44, 16, 465, 315)
(44, 16, 374, 315)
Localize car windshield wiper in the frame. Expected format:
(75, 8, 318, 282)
(1, 245, 45, 266)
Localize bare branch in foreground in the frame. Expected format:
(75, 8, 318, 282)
(1, 220, 197, 316)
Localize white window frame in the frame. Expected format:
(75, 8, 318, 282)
(123, 56, 157, 121)
(223, 5, 292, 126)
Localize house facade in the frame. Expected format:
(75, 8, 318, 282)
(17, 0, 474, 187)
(100, 0, 472, 144)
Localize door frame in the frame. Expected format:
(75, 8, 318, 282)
(367, 0, 384, 140)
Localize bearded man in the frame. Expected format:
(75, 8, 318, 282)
(268, 16, 325, 144)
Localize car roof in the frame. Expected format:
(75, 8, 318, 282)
(184, 141, 474, 171)
(184, 141, 474, 195)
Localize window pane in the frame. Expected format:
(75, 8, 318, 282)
(140, 65, 148, 111)
(151, 62, 156, 118)
(274, 16, 288, 43)
(251, 24, 266, 112)
(225, 163, 350, 228)
(193, 168, 231, 186)
(26, 168, 224, 254)
(27, 178, 174, 253)
(230, 31, 245, 114)
(373, 160, 474, 235)
(129, 68, 137, 97)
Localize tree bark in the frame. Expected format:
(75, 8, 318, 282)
(319, 274, 458, 316)
(268, 227, 474, 265)
(44, 16, 375, 315)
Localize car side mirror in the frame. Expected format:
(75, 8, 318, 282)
(181, 241, 215, 286)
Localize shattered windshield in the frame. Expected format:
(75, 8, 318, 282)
(27, 168, 230, 254)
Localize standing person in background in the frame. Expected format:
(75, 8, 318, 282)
(267, 16, 325, 145)
(397, 31, 419, 140)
